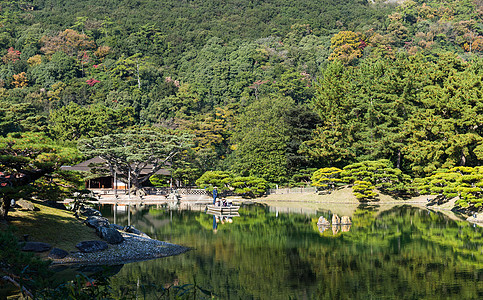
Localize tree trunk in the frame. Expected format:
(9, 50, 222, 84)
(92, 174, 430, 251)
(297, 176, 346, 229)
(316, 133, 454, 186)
(0, 198, 11, 221)
(136, 58, 141, 89)
(0, 168, 53, 220)
(130, 176, 145, 195)
(397, 149, 401, 169)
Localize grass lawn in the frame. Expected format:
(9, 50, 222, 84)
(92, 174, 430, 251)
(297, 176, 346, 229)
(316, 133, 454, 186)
(3, 200, 101, 252)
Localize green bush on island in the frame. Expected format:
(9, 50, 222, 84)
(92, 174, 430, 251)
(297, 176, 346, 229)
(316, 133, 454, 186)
(195, 171, 233, 193)
(341, 159, 413, 196)
(196, 171, 267, 198)
(309, 161, 483, 208)
(310, 167, 344, 191)
(230, 176, 268, 198)
(352, 180, 378, 201)
(311, 160, 414, 201)
(413, 166, 483, 211)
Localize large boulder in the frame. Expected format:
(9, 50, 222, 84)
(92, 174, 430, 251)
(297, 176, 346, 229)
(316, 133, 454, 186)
(48, 248, 69, 259)
(16, 199, 36, 211)
(80, 207, 102, 217)
(97, 227, 124, 244)
(341, 216, 352, 225)
(76, 240, 108, 253)
(85, 216, 109, 229)
(332, 214, 341, 225)
(21, 242, 51, 252)
(110, 224, 124, 231)
(317, 216, 330, 226)
(123, 225, 150, 238)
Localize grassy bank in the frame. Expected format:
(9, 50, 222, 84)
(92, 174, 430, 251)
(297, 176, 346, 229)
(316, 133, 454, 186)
(3, 201, 101, 252)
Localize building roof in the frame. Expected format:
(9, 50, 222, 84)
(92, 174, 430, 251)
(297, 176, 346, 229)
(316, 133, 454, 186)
(61, 156, 105, 172)
(61, 156, 170, 176)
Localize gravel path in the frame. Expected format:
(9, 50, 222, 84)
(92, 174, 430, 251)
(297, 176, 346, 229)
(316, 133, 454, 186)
(51, 232, 190, 266)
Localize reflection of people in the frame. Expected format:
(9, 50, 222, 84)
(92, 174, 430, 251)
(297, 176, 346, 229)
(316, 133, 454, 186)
(213, 216, 234, 226)
(212, 215, 218, 231)
(212, 187, 218, 204)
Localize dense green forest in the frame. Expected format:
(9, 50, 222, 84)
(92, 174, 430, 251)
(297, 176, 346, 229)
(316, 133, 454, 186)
(1, 1, 483, 297)
(2, 0, 483, 209)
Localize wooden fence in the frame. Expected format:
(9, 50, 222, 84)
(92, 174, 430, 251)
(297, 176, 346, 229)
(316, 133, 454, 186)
(88, 186, 316, 197)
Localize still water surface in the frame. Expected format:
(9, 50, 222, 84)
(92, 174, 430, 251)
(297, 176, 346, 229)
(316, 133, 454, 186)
(99, 204, 482, 299)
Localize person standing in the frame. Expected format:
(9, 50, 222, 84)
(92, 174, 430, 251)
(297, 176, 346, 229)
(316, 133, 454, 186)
(212, 187, 218, 204)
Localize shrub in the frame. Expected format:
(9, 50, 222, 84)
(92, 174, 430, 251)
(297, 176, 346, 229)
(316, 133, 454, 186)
(311, 167, 343, 191)
(231, 176, 268, 198)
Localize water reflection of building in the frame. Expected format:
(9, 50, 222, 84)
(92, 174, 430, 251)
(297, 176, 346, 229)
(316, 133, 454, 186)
(106, 203, 171, 228)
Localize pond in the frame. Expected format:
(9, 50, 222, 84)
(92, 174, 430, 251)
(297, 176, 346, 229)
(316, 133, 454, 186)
(96, 203, 482, 299)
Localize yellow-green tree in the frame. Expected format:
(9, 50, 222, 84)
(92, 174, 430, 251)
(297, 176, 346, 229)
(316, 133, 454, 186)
(413, 166, 483, 211)
(328, 31, 365, 65)
(341, 160, 413, 200)
(311, 167, 343, 191)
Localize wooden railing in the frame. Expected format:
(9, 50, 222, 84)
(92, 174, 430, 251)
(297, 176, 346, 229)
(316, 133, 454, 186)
(266, 187, 316, 195)
(89, 187, 211, 196)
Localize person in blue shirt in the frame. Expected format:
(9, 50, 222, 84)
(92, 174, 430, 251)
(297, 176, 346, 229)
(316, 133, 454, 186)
(212, 186, 218, 204)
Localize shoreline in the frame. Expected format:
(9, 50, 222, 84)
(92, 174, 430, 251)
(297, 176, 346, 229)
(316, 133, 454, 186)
(247, 187, 482, 226)
(50, 232, 190, 267)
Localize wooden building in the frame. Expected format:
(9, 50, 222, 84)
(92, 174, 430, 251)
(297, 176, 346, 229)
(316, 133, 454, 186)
(61, 156, 170, 190)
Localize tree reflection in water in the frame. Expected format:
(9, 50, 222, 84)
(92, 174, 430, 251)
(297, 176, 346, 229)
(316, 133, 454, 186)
(100, 204, 483, 299)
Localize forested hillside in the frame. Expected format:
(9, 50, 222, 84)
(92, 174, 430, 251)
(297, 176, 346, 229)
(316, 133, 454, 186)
(1, 0, 483, 208)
